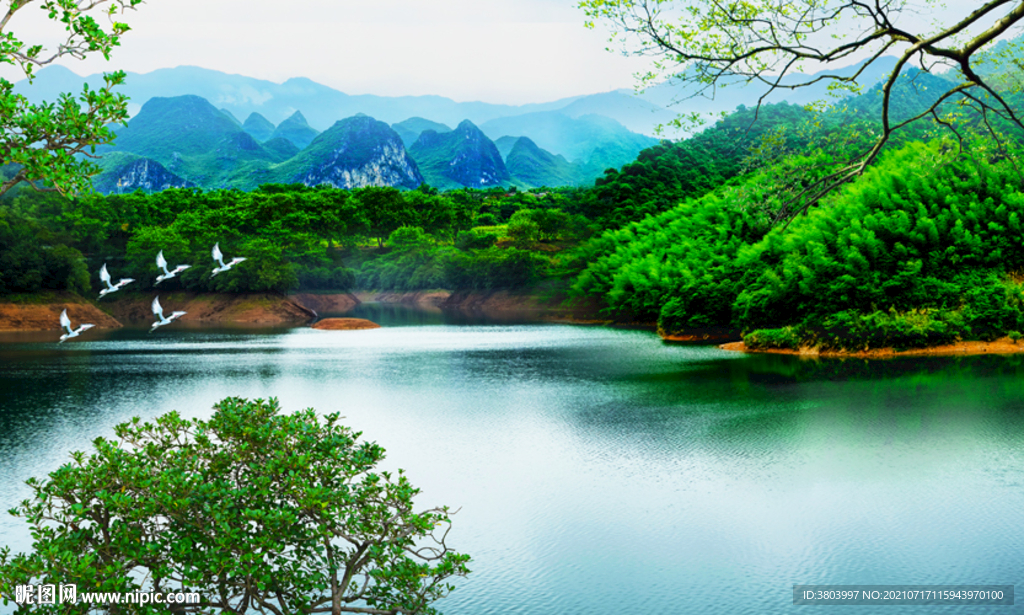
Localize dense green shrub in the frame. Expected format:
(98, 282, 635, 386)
(810, 308, 966, 351)
(298, 266, 356, 290)
(743, 327, 802, 350)
(474, 213, 498, 226)
(506, 214, 540, 248)
(0, 210, 90, 295)
(442, 247, 549, 290)
(455, 229, 499, 250)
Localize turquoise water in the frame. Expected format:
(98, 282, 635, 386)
(1, 306, 1023, 613)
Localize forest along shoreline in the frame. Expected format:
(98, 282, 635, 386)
(7, 106, 1024, 354)
(0, 288, 611, 330)
(7, 289, 1024, 359)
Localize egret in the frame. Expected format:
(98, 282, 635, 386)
(155, 250, 191, 285)
(150, 296, 187, 332)
(98, 263, 134, 299)
(211, 243, 246, 277)
(59, 309, 95, 343)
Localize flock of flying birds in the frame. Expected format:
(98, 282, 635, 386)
(58, 243, 246, 343)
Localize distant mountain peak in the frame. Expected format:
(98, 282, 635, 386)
(278, 114, 424, 190)
(271, 110, 319, 150)
(409, 119, 511, 189)
(280, 111, 310, 127)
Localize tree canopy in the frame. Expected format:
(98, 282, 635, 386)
(1, 0, 142, 197)
(0, 397, 471, 615)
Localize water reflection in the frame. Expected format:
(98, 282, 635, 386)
(1, 310, 1022, 614)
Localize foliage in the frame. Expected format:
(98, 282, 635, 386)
(442, 247, 549, 291)
(506, 215, 540, 249)
(573, 137, 1024, 348)
(0, 208, 90, 294)
(0, 397, 470, 614)
(579, 0, 1024, 214)
(454, 230, 498, 251)
(1, 0, 144, 197)
(571, 162, 782, 324)
(733, 141, 1024, 327)
(742, 327, 802, 351)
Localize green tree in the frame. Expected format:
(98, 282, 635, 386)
(579, 0, 1024, 214)
(0, 397, 471, 614)
(353, 187, 414, 248)
(2, 0, 144, 197)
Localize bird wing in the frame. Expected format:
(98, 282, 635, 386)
(212, 243, 225, 267)
(174, 264, 191, 273)
(100, 263, 112, 286)
(230, 257, 247, 266)
(156, 250, 169, 273)
(171, 311, 187, 320)
(60, 309, 72, 333)
(151, 296, 165, 319)
(79, 324, 96, 331)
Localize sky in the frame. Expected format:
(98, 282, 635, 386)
(1, 0, 1015, 106)
(2, 0, 652, 105)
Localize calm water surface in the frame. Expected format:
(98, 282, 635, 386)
(1, 305, 1023, 614)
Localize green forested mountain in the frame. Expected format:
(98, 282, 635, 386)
(269, 115, 424, 190)
(392, 117, 452, 148)
(842, 68, 960, 123)
(579, 103, 815, 227)
(108, 95, 271, 161)
(87, 93, 665, 192)
(242, 112, 276, 142)
(8, 60, 1024, 354)
(408, 120, 512, 190)
(504, 137, 581, 188)
(91, 152, 194, 194)
(94, 95, 281, 189)
(270, 111, 320, 150)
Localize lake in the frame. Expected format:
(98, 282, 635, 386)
(2, 304, 1023, 614)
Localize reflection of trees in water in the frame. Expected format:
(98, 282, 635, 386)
(0, 343, 287, 442)
(566, 352, 1024, 463)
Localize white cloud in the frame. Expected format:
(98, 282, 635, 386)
(0, 0, 649, 105)
(3, 0, 1008, 105)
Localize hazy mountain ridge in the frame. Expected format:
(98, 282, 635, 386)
(13, 60, 897, 142)
(68, 58, 910, 193)
(90, 93, 653, 192)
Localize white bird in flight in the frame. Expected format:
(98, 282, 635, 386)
(155, 250, 191, 285)
(98, 263, 134, 299)
(211, 243, 246, 277)
(59, 309, 95, 343)
(150, 296, 187, 332)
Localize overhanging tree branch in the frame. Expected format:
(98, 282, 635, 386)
(580, 0, 1024, 218)
(1, 0, 143, 197)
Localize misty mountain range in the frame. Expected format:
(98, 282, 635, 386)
(11, 60, 905, 193)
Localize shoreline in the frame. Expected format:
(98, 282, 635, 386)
(719, 338, 1024, 358)
(0, 293, 123, 332)
(0, 292, 335, 331)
